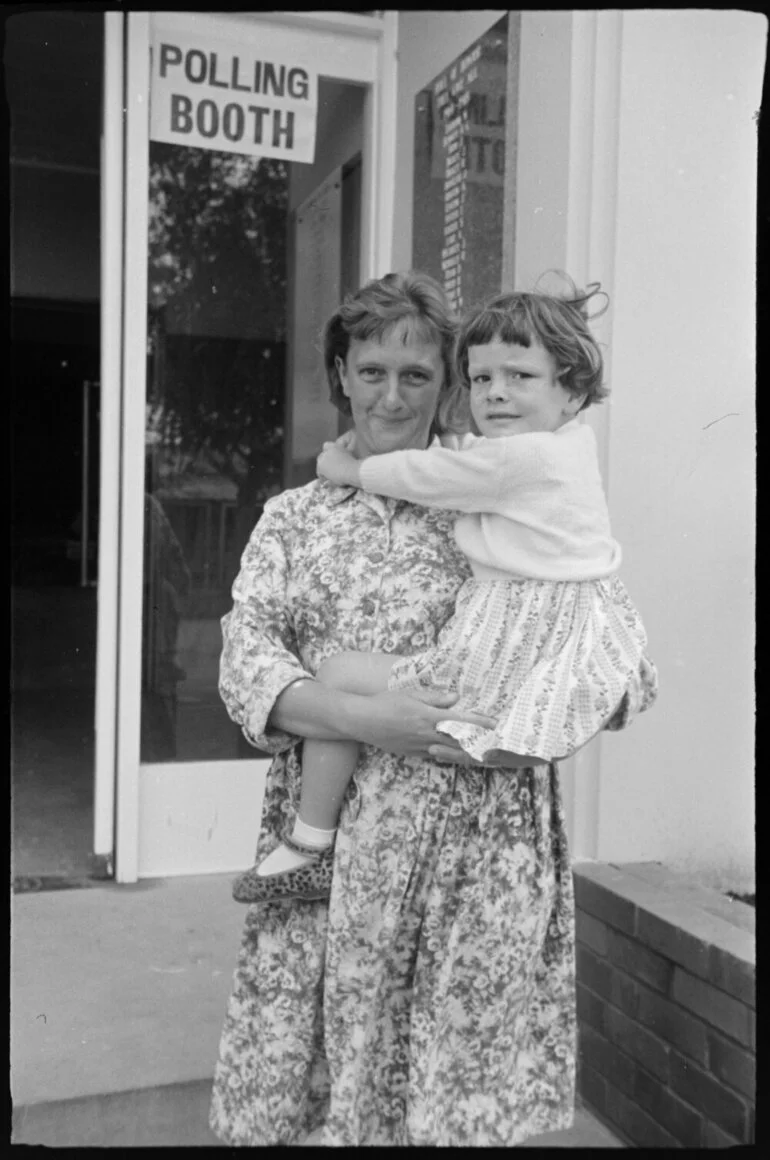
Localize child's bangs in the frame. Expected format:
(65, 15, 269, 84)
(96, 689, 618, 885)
(463, 306, 537, 351)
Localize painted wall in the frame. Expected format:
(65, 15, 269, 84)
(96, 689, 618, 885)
(512, 9, 760, 891)
(597, 9, 761, 891)
(395, 9, 759, 891)
(391, 9, 506, 272)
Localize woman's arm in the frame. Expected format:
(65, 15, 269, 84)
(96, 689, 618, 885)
(222, 498, 496, 757)
(271, 677, 497, 758)
(219, 501, 316, 754)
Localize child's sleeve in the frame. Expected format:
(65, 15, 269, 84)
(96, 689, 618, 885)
(358, 441, 504, 512)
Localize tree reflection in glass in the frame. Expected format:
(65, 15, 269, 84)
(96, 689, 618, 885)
(141, 144, 287, 762)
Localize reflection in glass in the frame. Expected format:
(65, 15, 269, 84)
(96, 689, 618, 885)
(141, 144, 287, 762)
(141, 476, 190, 761)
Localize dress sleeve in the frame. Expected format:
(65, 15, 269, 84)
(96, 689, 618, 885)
(358, 440, 505, 512)
(219, 498, 313, 754)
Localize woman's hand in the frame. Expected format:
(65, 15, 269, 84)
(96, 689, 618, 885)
(271, 680, 501, 765)
(349, 688, 497, 761)
(317, 441, 362, 487)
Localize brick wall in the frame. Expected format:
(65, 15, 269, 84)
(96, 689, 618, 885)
(573, 861, 755, 1148)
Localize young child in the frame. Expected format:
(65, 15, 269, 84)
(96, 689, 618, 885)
(232, 278, 658, 905)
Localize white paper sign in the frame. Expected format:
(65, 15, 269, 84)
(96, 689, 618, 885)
(150, 30, 317, 163)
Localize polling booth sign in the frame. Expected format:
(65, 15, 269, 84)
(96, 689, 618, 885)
(150, 30, 318, 162)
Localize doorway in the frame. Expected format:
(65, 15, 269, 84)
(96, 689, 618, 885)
(139, 78, 364, 771)
(9, 9, 392, 885)
(115, 11, 388, 880)
(129, 96, 365, 871)
(8, 11, 104, 889)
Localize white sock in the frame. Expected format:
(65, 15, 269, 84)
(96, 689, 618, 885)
(257, 843, 312, 877)
(292, 818, 336, 849)
(256, 819, 336, 878)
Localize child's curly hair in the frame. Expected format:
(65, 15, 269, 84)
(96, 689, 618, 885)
(455, 272, 610, 411)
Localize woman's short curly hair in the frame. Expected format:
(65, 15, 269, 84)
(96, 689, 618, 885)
(323, 271, 469, 435)
(456, 272, 610, 411)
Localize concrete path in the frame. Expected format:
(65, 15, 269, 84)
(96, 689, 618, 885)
(12, 874, 623, 1147)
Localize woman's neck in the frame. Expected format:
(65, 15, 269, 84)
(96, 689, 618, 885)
(350, 438, 431, 459)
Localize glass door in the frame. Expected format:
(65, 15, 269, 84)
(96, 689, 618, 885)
(142, 145, 288, 767)
(116, 11, 394, 880)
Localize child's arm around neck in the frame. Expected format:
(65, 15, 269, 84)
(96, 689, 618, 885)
(356, 436, 510, 513)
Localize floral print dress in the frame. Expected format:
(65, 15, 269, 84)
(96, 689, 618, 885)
(209, 477, 656, 1147)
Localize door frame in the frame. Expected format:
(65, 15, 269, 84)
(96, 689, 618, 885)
(105, 10, 398, 882)
(92, 11, 125, 875)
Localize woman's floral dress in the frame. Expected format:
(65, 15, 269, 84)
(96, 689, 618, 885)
(209, 477, 656, 1147)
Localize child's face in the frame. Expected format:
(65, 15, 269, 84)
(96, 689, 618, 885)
(468, 338, 584, 437)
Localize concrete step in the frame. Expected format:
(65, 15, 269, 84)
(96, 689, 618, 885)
(12, 874, 624, 1148)
(12, 1079, 221, 1148)
(13, 1082, 623, 1148)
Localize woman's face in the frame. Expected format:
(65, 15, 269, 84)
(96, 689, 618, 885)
(335, 322, 445, 458)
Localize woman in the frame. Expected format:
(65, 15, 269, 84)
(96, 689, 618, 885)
(209, 271, 654, 1146)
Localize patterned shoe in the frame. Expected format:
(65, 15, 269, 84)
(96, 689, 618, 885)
(231, 834, 335, 904)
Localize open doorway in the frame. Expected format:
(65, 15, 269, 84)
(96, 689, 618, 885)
(8, 11, 104, 888)
(10, 4, 372, 881)
(114, 13, 370, 877)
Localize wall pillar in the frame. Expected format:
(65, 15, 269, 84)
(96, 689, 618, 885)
(513, 10, 624, 859)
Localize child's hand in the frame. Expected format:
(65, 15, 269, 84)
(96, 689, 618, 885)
(317, 441, 362, 487)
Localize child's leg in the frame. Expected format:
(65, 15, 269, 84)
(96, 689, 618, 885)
(251, 652, 395, 882)
(297, 652, 396, 831)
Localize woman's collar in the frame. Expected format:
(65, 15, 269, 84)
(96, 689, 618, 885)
(317, 475, 407, 517)
(318, 477, 357, 506)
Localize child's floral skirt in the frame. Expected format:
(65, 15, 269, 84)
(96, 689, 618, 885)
(388, 574, 657, 763)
